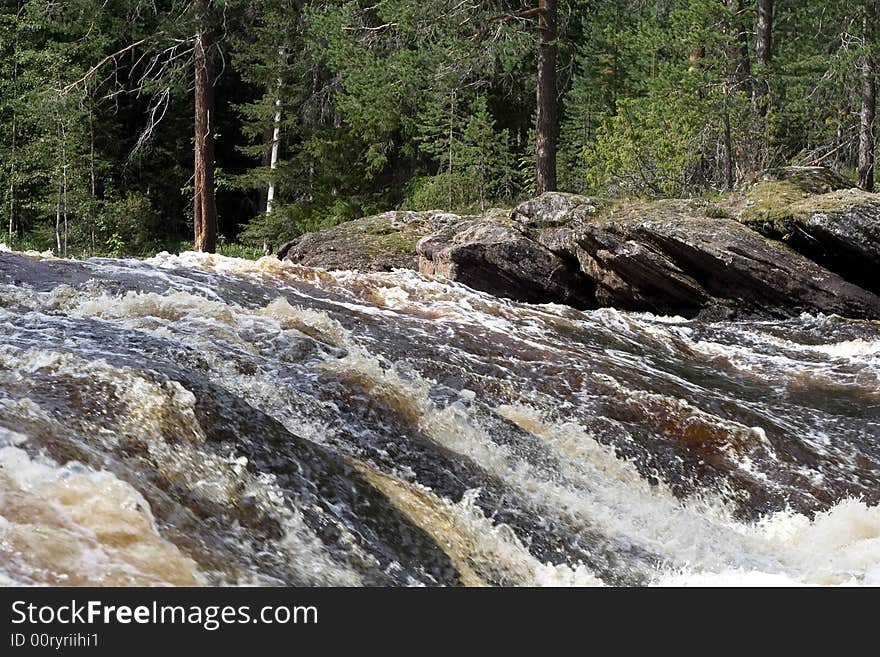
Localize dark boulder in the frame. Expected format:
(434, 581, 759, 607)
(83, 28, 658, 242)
(571, 201, 880, 319)
(738, 186, 880, 295)
(273, 170, 880, 319)
(417, 219, 596, 308)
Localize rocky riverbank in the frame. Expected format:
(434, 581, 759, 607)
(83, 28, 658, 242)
(278, 167, 880, 319)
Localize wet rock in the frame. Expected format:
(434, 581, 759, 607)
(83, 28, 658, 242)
(573, 226, 709, 314)
(273, 167, 880, 319)
(417, 219, 596, 308)
(571, 201, 880, 319)
(737, 187, 880, 295)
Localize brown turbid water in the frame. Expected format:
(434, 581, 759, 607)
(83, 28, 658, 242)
(1, 247, 878, 586)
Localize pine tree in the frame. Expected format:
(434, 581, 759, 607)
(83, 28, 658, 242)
(858, 0, 877, 191)
(535, 0, 558, 194)
(193, 0, 217, 252)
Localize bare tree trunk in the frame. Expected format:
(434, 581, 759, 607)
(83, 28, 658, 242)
(55, 121, 62, 254)
(193, 0, 217, 253)
(58, 119, 68, 258)
(859, 6, 877, 192)
(859, 52, 876, 192)
(266, 50, 285, 215)
(257, 126, 273, 212)
(63, 165, 68, 258)
(7, 52, 17, 242)
(448, 90, 455, 208)
(266, 96, 282, 215)
(755, 0, 773, 115)
(535, 0, 558, 194)
(7, 4, 20, 242)
(89, 107, 96, 256)
(55, 181, 62, 255)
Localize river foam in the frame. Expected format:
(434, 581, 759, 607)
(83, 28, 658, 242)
(1, 249, 878, 586)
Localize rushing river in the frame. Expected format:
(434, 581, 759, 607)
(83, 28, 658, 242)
(1, 248, 879, 586)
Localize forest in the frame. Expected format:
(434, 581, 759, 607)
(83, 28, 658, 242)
(0, 0, 876, 258)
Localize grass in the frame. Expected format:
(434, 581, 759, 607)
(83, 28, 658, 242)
(168, 240, 265, 260)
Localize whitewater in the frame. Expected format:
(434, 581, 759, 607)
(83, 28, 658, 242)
(0, 247, 878, 586)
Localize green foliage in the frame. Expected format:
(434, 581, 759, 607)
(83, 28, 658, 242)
(584, 72, 729, 197)
(167, 239, 265, 261)
(0, 0, 194, 257)
(0, 0, 876, 258)
(403, 95, 519, 212)
(93, 194, 164, 257)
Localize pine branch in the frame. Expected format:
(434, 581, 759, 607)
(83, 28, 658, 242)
(59, 37, 154, 96)
(492, 7, 543, 23)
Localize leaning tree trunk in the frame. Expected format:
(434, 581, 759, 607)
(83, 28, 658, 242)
(535, 0, 558, 195)
(193, 0, 217, 253)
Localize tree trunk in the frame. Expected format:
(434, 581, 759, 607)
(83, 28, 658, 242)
(725, 0, 751, 91)
(535, 0, 558, 194)
(266, 49, 285, 215)
(55, 180, 62, 255)
(755, 0, 773, 115)
(756, 0, 773, 64)
(7, 4, 19, 241)
(859, 52, 876, 192)
(7, 110, 15, 241)
(89, 107, 96, 256)
(449, 90, 455, 208)
(62, 160, 68, 258)
(859, 6, 877, 192)
(720, 0, 748, 189)
(265, 94, 282, 214)
(193, 0, 217, 253)
(257, 125, 273, 213)
(55, 121, 62, 254)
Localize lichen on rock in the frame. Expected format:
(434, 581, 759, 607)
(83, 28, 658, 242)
(276, 167, 880, 319)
